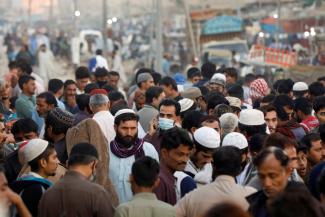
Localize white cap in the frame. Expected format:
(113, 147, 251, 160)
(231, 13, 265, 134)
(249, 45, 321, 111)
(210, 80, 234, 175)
(239, 109, 265, 126)
(20, 139, 49, 164)
(222, 132, 248, 150)
(293, 82, 308, 91)
(210, 73, 226, 86)
(179, 98, 194, 113)
(194, 126, 220, 149)
(115, 109, 136, 118)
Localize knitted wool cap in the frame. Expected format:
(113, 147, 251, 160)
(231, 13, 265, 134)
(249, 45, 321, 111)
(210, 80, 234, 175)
(48, 108, 74, 127)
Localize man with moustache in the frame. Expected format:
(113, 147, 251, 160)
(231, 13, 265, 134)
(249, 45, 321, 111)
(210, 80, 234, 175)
(35, 92, 58, 137)
(109, 109, 159, 203)
(260, 105, 278, 134)
(154, 127, 196, 205)
(247, 147, 296, 217)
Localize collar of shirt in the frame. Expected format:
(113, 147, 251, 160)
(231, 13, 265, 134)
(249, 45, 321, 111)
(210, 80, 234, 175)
(132, 192, 157, 201)
(213, 175, 236, 183)
(65, 170, 88, 180)
(143, 104, 157, 110)
(187, 160, 200, 174)
(27, 171, 44, 179)
(21, 93, 36, 102)
(94, 110, 114, 119)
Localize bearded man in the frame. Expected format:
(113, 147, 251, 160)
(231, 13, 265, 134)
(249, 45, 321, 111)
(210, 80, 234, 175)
(109, 109, 159, 203)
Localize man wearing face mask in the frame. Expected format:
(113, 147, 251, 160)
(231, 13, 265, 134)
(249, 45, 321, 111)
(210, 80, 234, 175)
(145, 99, 181, 154)
(110, 109, 159, 203)
(94, 67, 110, 88)
(38, 143, 114, 217)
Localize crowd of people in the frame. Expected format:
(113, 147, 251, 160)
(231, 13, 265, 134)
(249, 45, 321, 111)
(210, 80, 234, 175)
(0, 55, 325, 217)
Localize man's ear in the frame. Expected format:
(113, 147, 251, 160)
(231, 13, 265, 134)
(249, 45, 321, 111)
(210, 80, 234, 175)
(153, 177, 160, 189)
(161, 148, 168, 160)
(40, 158, 47, 169)
(47, 125, 53, 135)
(285, 166, 292, 178)
(176, 116, 181, 125)
(89, 105, 94, 113)
(107, 102, 111, 110)
(129, 174, 134, 183)
(190, 127, 197, 134)
(22, 83, 27, 91)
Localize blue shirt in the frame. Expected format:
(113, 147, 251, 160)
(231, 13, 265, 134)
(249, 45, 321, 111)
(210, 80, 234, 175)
(15, 94, 36, 119)
(56, 98, 66, 110)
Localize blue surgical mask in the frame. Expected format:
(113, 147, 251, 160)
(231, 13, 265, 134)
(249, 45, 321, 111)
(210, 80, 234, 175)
(158, 117, 174, 130)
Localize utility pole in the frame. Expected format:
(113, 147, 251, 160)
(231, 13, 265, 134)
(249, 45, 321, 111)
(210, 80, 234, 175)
(28, 0, 32, 26)
(73, 0, 79, 36)
(49, 0, 54, 33)
(183, 0, 198, 60)
(126, 0, 130, 18)
(102, 0, 108, 53)
(148, 1, 155, 68)
(71, 0, 80, 66)
(275, 0, 281, 49)
(155, 0, 163, 73)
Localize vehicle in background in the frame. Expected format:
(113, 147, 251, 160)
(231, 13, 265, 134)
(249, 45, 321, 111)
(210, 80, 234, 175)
(201, 39, 249, 66)
(79, 30, 103, 55)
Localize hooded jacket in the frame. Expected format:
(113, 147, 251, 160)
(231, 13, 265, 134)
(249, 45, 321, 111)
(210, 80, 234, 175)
(10, 174, 52, 216)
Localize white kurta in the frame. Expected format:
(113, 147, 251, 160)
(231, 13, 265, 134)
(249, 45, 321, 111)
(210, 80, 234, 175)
(93, 110, 116, 144)
(38, 50, 56, 82)
(95, 55, 109, 70)
(109, 142, 159, 203)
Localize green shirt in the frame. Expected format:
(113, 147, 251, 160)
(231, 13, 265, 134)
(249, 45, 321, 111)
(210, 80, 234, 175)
(114, 193, 176, 217)
(15, 93, 36, 119)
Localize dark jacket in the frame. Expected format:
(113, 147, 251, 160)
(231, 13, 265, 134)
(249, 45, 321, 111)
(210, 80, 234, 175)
(247, 182, 300, 217)
(2, 150, 22, 184)
(144, 131, 163, 155)
(308, 162, 325, 199)
(53, 138, 68, 164)
(10, 175, 52, 217)
(247, 189, 269, 217)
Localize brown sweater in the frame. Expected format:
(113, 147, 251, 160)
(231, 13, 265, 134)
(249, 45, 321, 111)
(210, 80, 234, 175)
(66, 118, 119, 206)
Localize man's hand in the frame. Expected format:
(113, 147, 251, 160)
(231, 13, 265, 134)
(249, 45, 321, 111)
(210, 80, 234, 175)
(1, 186, 32, 217)
(2, 186, 21, 206)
